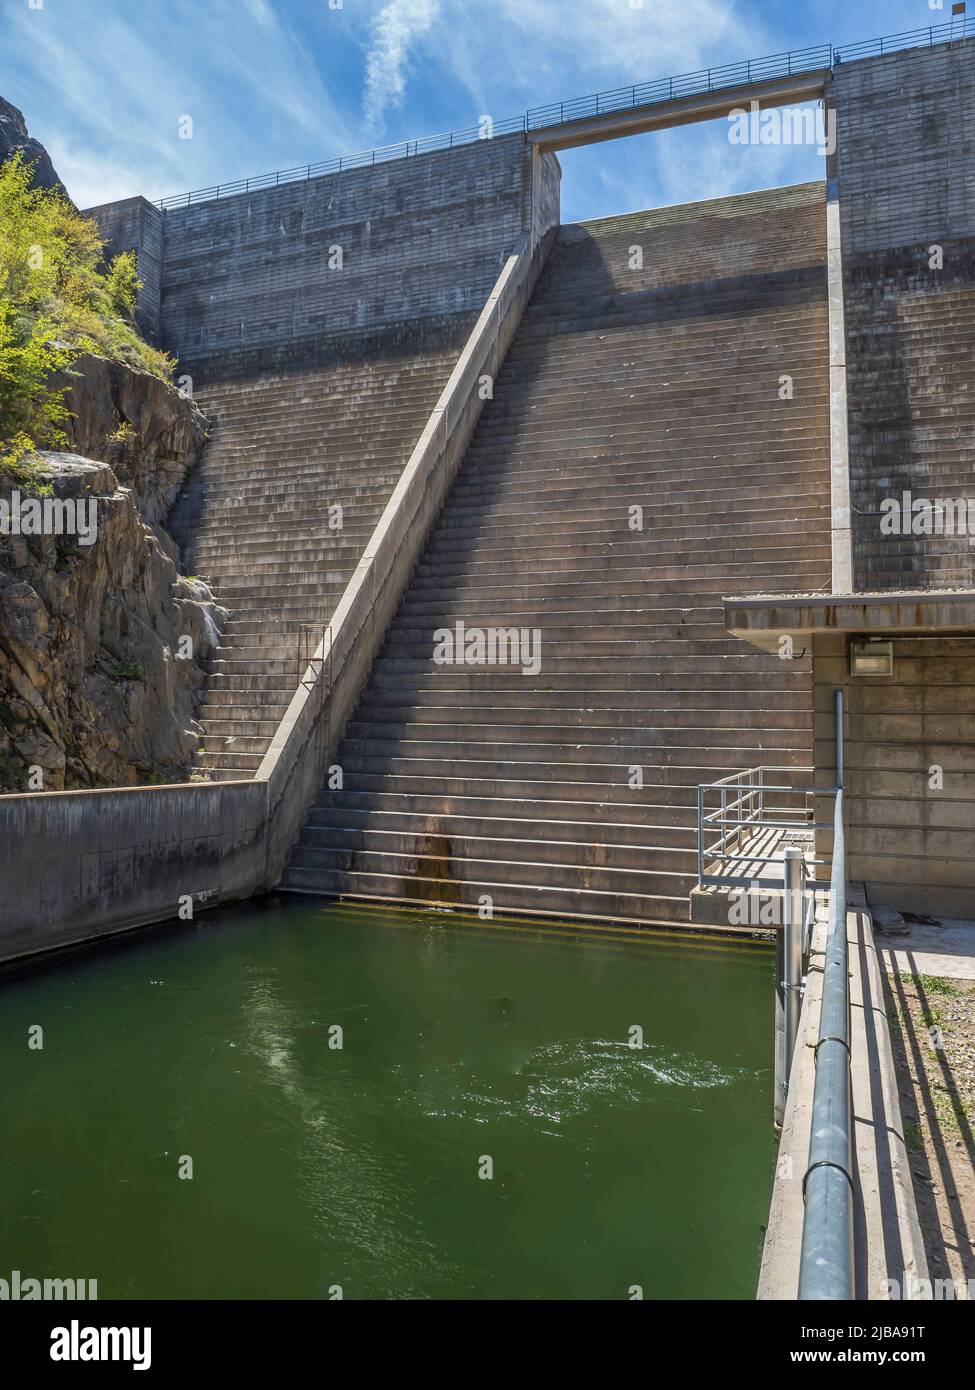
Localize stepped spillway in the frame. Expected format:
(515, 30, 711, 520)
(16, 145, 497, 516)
(168, 329, 471, 780)
(281, 183, 833, 925)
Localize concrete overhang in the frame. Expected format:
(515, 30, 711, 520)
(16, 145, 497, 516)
(527, 70, 830, 153)
(722, 589, 975, 654)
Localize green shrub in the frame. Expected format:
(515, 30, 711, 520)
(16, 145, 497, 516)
(102, 658, 146, 682)
(0, 152, 175, 474)
(104, 249, 140, 319)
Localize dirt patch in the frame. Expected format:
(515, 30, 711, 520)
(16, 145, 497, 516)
(883, 968, 975, 1295)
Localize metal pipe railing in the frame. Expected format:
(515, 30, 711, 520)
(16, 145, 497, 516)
(153, 19, 975, 211)
(798, 690, 853, 1300)
(695, 763, 835, 888)
(774, 846, 807, 1125)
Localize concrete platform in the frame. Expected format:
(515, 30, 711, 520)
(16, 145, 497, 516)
(690, 825, 819, 926)
(724, 588, 975, 656)
(877, 919, 975, 982)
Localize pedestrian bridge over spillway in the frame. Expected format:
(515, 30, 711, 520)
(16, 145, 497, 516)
(524, 68, 829, 153)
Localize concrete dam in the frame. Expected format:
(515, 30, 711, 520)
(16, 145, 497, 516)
(2, 29, 974, 952)
(3, 20, 975, 1307)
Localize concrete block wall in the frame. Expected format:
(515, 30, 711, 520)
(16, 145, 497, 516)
(83, 195, 164, 343)
(91, 135, 557, 383)
(812, 633, 975, 918)
(833, 38, 975, 591)
(833, 37, 975, 257)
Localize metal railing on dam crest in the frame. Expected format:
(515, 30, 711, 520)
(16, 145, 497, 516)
(155, 19, 975, 211)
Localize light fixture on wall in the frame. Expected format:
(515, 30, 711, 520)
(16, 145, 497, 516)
(849, 640, 893, 677)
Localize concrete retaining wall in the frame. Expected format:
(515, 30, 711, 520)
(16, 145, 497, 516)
(0, 779, 266, 962)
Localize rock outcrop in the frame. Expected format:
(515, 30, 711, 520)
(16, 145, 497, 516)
(1, 98, 223, 791)
(0, 365, 223, 792)
(0, 96, 68, 197)
(0, 453, 225, 791)
(53, 352, 208, 525)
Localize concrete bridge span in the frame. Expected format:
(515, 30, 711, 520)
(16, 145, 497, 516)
(525, 70, 830, 153)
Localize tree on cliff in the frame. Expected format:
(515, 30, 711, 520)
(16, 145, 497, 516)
(0, 152, 173, 477)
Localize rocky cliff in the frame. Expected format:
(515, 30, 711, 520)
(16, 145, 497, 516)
(53, 353, 206, 525)
(0, 96, 67, 196)
(0, 364, 224, 792)
(0, 97, 227, 793)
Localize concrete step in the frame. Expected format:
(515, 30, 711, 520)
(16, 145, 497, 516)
(285, 842, 693, 898)
(309, 768, 720, 804)
(351, 691, 808, 720)
(403, 558, 828, 592)
(348, 700, 808, 731)
(311, 787, 700, 824)
(298, 822, 694, 871)
(251, 190, 828, 924)
(197, 749, 265, 772)
(303, 804, 695, 847)
(333, 752, 807, 787)
(280, 869, 690, 926)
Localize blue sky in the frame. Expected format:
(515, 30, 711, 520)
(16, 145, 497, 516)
(0, 0, 956, 220)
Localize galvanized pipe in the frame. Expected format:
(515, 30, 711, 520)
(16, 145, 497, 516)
(774, 847, 806, 1127)
(798, 786, 853, 1299)
(783, 848, 805, 1081)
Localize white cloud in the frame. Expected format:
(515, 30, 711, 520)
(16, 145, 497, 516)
(0, 0, 835, 214)
(652, 104, 822, 208)
(437, 0, 762, 116)
(0, 0, 360, 206)
(362, 0, 442, 137)
(241, 0, 274, 25)
(45, 143, 155, 211)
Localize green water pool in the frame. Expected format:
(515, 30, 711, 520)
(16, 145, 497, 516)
(0, 898, 775, 1299)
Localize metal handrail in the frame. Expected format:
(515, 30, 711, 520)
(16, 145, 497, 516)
(706, 763, 812, 789)
(798, 786, 853, 1299)
(696, 764, 834, 889)
(797, 689, 851, 1298)
(296, 623, 331, 693)
(154, 19, 974, 211)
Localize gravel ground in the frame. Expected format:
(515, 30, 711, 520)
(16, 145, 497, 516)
(883, 968, 975, 1296)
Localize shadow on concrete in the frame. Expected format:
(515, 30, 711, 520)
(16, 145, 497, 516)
(851, 922, 906, 1295)
(882, 954, 975, 1284)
